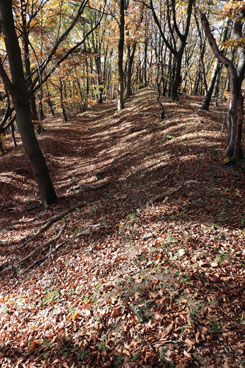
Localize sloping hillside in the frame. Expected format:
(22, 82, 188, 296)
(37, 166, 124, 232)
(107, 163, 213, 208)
(0, 89, 244, 368)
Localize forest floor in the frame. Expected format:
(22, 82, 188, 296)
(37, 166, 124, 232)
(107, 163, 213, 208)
(0, 88, 244, 368)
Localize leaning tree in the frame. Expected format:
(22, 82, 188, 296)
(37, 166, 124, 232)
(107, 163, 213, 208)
(200, 2, 245, 164)
(0, 0, 57, 207)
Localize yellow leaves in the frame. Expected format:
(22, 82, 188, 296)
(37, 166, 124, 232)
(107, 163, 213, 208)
(0, 34, 6, 56)
(221, 38, 245, 51)
(47, 0, 69, 14)
(72, 311, 79, 320)
(223, 1, 245, 17)
(0, 34, 6, 43)
(223, 157, 230, 164)
(90, 0, 105, 8)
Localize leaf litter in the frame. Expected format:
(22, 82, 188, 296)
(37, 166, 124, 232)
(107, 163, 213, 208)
(0, 88, 244, 367)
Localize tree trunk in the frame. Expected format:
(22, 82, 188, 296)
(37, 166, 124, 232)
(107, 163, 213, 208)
(45, 83, 55, 116)
(150, 0, 195, 101)
(0, 0, 57, 206)
(202, 59, 222, 110)
(125, 42, 137, 99)
(59, 79, 68, 122)
(200, 10, 245, 163)
(202, 17, 231, 110)
(118, 0, 125, 111)
(172, 51, 183, 100)
(143, 37, 148, 87)
(20, 0, 39, 122)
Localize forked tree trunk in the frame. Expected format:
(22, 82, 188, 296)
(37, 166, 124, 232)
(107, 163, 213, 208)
(150, 0, 195, 101)
(0, 0, 57, 206)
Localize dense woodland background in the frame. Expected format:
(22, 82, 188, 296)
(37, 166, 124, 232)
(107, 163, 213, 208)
(0, 1, 244, 367)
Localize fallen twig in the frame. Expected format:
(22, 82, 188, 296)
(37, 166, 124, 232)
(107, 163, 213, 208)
(21, 201, 84, 248)
(68, 180, 111, 193)
(148, 185, 182, 204)
(1, 224, 66, 277)
(18, 226, 100, 276)
(19, 239, 68, 276)
(81, 180, 111, 190)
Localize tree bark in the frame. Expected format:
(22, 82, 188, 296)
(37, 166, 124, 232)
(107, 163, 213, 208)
(200, 10, 245, 162)
(202, 17, 231, 110)
(118, 0, 125, 111)
(20, 0, 39, 122)
(125, 42, 137, 99)
(0, 0, 57, 206)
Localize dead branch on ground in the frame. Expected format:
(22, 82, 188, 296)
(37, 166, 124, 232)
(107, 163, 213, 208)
(19, 225, 100, 276)
(0, 224, 66, 278)
(21, 201, 84, 248)
(148, 185, 182, 204)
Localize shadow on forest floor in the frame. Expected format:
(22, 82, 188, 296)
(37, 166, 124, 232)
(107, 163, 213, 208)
(0, 88, 244, 368)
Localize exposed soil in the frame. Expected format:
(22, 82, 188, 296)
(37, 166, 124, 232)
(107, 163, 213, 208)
(0, 88, 244, 368)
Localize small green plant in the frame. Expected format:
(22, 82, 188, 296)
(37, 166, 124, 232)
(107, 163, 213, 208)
(187, 300, 205, 321)
(239, 359, 245, 368)
(43, 288, 60, 304)
(117, 352, 124, 364)
(41, 338, 52, 348)
(209, 320, 222, 332)
(181, 275, 191, 284)
(90, 282, 101, 305)
(42, 351, 50, 360)
(240, 217, 245, 226)
(98, 335, 108, 351)
(214, 252, 232, 264)
(83, 296, 90, 304)
(163, 134, 173, 142)
(164, 231, 177, 246)
(71, 227, 79, 233)
(126, 212, 136, 222)
(78, 349, 88, 361)
(132, 352, 139, 361)
(208, 299, 218, 307)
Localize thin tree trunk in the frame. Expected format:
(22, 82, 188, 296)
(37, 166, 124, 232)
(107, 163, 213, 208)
(202, 59, 222, 110)
(20, 0, 39, 122)
(144, 37, 148, 87)
(125, 42, 137, 99)
(118, 0, 125, 111)
(59, 79, 68, 122)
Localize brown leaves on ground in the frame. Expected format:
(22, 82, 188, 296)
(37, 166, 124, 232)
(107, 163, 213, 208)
(0, 89, 244, 368)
